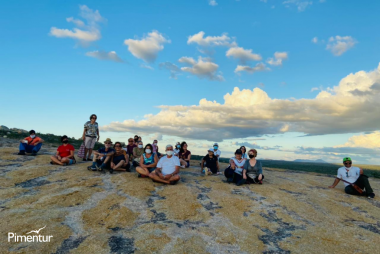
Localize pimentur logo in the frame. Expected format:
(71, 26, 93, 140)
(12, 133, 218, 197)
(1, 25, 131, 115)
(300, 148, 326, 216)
(8, 225, 53, 242)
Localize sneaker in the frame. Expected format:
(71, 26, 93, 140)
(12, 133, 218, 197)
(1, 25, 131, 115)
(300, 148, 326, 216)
(31, 152, 37, 156)
(109, 168, 114, 174)
(17, 151, 26, 155)
(236, 179, 246, 186)
(83, 158, 87, 161)
(258, 180, 263, 185)
(227, 178, 234, 183)
(180, 165, 186, 168)
(367, 193, 375, 199)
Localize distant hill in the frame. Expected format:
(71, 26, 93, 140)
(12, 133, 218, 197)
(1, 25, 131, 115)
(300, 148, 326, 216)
(293, 159, 327, 163)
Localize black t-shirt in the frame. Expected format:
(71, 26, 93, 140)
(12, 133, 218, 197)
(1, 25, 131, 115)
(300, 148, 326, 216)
(203, 155, 218, 173)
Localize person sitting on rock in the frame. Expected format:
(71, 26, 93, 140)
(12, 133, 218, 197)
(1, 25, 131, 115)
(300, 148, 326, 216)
(88, 138, 115, 172)
(201, 148, 220, 175)
(132, 141, 144, 167)
(240, 146, 247, 159)
(123, 138, 136, 161)
(173, 142, 181, 156)
(213, 143, 221, 161)
(50, 135, 75, 165)
(237, 149, 264, 186)
(149, 145, 181, 184)
(329, 157, 375, 199)
(224, 149, 247, 184)
(110, 142, 130, 174)
(179, 141, 191, 168)
(136, 144, 158, 178)
(18, 130, 44, 156)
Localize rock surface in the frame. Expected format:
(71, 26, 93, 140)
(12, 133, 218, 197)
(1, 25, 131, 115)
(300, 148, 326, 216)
(0, 140, 379, 253)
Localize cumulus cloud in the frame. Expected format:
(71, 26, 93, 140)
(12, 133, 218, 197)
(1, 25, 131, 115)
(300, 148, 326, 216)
(124, 30, 170, 63)
(283, 0, 313, 11)
(336, 131, 380, 149)
(50, 5, 105, 46)
(179, 56, 224, 81)
(209, 0, 218, 6)
(235, 63, 269, 74)
(85, 50, 123, 63)
(267, 52, 288, 66)
(187, 31, 237, 47)
(226, 47, 262, 64)
(159, 62, 182, 79)
(326, 36, 357, 56)
(102, 63, 380, 142)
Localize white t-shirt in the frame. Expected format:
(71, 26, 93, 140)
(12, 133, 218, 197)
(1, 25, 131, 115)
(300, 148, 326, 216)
(157, 155, 180, 176)
(230, 157, 246, 175)
(213, 149, 221, 161)
(337, 166, 360, 186)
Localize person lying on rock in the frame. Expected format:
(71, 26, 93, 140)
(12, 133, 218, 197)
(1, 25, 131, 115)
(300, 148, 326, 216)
(329, 157, 375, 199)
(224, 149, 247, 184)
(132, 141, 144, 167)
(50, 135, 75, 166)
(201, 148, 220, 175)
(237, 149, 264, 186)
(136, 143, 158, 178)
(88, 138, 114, 172)
(110, 142, 130, 174)
(18, 130, 44, 156)
(149, 144, 181, 184)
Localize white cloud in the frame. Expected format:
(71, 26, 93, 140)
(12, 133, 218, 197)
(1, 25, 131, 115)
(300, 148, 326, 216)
(124, 30, 170, 63)
(50, 5, 105, 45)
(140, 64, 154, 70)
(326, 36, 357, 56)
(226, 47, 262, 64)
(159, 62, 182, 79)
(283, 0, 313, 11)
(312, 37, 318, 43)
(102, 63, 380, 141)
(209, 0, 218, 6)
(320, 0, 326, 3)
(310, 87, 319, 92)
(235, 63, 269, 74)
(85, 50, 123, 63)
(179, 57, 224, 81)
(187, 31, 237, 47)
(336, 131, 380, 149)
(267, 52, 288, 66)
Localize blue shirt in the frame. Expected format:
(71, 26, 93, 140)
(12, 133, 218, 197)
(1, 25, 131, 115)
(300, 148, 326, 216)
(97, 147, 115, 155)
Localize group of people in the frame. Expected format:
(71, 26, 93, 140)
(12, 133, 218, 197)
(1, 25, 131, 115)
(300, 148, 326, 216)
(15, 114, 376, 198)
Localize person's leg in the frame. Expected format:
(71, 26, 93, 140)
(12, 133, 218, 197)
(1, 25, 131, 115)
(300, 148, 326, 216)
(345, 185, 360, 195)
(254, 174, 264, 184)
(18, 143, 27, 155)
(50, 155, 64, 165)
(224, 166, 234, 182)
(83, 137, 91, 160)
(136, 166, 150, 176)
(87, 137, 96, 159)
(32, 143, 43, 154)
(355, 175, 374, 194)
(113, 160, 125, 170)
(235, 173, 245, 186)
(148, 171, 170, 184)
(168, 174, 180, 184)
(100, 156, 112, 170)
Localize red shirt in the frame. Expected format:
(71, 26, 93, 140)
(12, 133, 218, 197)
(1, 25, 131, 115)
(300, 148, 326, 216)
(57, 144, 75, 158)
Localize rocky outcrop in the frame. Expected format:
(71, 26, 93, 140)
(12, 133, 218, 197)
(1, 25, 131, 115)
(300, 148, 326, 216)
(0, 140, 379, 253)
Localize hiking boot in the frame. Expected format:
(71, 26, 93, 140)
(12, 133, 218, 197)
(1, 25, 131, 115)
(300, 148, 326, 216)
(18, 151, 26, 155)
(227, 178, 234, 183)
(31, 152, 37, 156)
(367, 193, 375, 199)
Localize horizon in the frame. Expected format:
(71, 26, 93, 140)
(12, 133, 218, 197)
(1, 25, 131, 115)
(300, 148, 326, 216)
(1, 0, 380, 164)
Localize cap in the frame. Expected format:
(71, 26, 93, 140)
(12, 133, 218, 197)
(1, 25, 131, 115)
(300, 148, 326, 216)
(343, 157, 352, 162)
(235, 149, 243, 155)
(104, 138, 112, 144)
(213, 143, 218, 146)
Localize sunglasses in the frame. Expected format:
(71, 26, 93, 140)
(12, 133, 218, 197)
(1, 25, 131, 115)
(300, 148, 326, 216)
(115, 145, 121, 147)
(344, 162, 352, 165)
(105, 143, 111, 145)
(91, 117, 97, 119)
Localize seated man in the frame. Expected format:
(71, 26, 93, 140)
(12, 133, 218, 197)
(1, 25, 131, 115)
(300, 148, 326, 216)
(18, 130, 44, 156)
(149, 145, 181, 184)
(111, 142, 130, 174)
(132, 141, 144, 167)
(88, 138, 115, 172)
(201, 148, 220, 175)
(123, 138, 136, 162)
(50, 135, 75, 165)
(329, 157, 375, 199)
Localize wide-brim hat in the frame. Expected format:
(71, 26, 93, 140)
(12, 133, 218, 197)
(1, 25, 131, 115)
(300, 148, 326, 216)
(104, 138, 112, 144)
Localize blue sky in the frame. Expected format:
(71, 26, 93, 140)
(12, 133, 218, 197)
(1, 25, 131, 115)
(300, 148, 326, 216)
(1, 0, 380, 164)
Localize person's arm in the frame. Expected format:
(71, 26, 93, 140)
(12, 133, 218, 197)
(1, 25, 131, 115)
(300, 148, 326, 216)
(124, 153, 129, 163)
(243, 169, 247, 179)
(155, 167, 165, 179)
(216, 160, 219, 171)
(360, 168, 363, 175)
(96, 127, 100, 142)
(329, 178, 340, 188)
(186, 152, 191, 162)
(106, 150, 115, 156)
(230, 159, 236, 170)
(146, 154, 158, 168)
(164, 165, 180, 180)
(82, 123, 87, 140)
(69, 150, 74, 158)
(139, 155, 145, 167)
(201, 159, 205, 171)
(38, 138, 44, 144)
(257, 161, 263, 175)
(133, 148, 137, 158)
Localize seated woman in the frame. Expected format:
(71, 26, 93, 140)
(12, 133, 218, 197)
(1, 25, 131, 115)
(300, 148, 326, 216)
(178, 141, 191, 168)
(201, 148, 219, 175)
(136, 144, 158, 178)
(240, 146, 247, 159)
(224, 149, 246, 184)
(50, 135, 75, 166)
(238, 149, 264, 186)
(132, 141, 144, 167)
(110, 142, 130, 174)
(173, 142, 181, 156)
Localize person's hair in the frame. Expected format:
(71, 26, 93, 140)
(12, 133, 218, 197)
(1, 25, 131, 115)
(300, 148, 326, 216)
(153, 140, 157, 142)
(166, 144, 173, 149)
(137, 136, 142, 140)
(29, 130, 36, 134)
(89, 114, 97, 120)
(144, 143, 153, 152)
(180, 141, 187, 153)
(61, 135, 68, 142)
(235, 149, 243, 155)
(240, 146, 246, 154)
(138, 141, 143, 145)
(114, 142, 122, 148)
(248, 149, 257, 155)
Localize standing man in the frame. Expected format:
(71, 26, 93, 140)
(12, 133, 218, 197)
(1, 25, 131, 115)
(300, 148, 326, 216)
(213, 143, 221, 161)
(149, 144, 181, 184)
(329, 157, 375, 199)
(18, 130, 44, 156)
(82, 114, 99, 161)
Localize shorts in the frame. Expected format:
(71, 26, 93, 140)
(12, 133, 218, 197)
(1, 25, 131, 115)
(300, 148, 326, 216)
(85, 136, 97, 149)
(148, 167, 156, 173)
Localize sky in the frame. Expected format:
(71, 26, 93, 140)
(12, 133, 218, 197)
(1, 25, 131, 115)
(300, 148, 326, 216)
(1, 0, 380, 164)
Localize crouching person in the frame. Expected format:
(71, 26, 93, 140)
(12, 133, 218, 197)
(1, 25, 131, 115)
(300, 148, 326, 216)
(329, 157, 375, 199)
(50, 135, 75, 166)
(110, 142, 130, 174)
(149, 145, 180, 184)
(18, 130, 44, 156)
(136, 144, 158, 178)
(88, 138, 114, 172)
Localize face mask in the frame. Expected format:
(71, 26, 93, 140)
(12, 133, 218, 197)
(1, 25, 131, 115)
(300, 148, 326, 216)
(153, 142, 157, 145)
(138, 145, 143, 148)
(62, 140, 68, 144)
(177, 145, 180, 148)
(166, 151, 174, 156)
(213, 146, 218, 149)
(145, 149, 152, 154)
(249, 154, 255, 159)
(30, 135, 36, 138)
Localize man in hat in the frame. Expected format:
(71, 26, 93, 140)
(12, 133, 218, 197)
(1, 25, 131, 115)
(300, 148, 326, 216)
(18, 130, 44, 156)
(329, 157, 375, 199)
(88, 138, 115, 172)
(201, 148, 220, 175)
